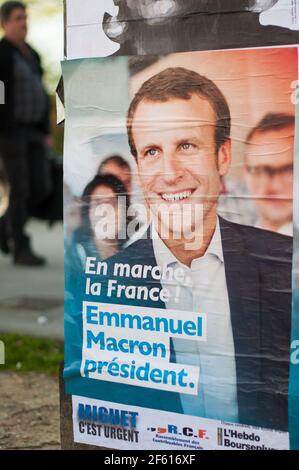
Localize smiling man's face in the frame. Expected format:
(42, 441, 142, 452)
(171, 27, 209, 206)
(132, 95, 231, 240)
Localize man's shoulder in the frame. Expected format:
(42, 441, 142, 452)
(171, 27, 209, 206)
(0, 38, 40, 61)
(220, 217, 293, 263)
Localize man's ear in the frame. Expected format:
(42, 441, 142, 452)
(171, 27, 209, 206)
(217, 139, 231, 177)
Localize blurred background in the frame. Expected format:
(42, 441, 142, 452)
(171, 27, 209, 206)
(0, 0, 64, 450)
(14, 0, 64, 150)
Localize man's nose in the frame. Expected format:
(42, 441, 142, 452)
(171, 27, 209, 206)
(161, 151, 184, 184)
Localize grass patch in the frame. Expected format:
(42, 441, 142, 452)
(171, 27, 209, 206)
(0, 333, 63, 375)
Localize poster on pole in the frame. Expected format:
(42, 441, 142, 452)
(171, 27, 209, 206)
(63, 0, 299, 451)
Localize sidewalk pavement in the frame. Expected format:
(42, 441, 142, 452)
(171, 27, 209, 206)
(0, 221, 64, 340)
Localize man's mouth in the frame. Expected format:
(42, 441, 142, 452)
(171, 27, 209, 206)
(159, 189, 195, 203)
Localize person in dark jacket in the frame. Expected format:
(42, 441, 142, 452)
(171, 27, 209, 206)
(0, 1, 51, 266)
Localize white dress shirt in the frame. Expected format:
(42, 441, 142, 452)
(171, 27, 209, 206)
(152, 218, 239, 422)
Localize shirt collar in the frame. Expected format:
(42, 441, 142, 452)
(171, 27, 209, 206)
(152, 217, 224, 268)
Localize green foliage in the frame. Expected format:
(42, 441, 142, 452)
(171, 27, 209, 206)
(0, 333, 64, 376)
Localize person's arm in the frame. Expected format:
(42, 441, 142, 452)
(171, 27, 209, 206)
(40, 94, 51, 138)
(0, 39, 15, 133)
(30, 45, 51, 137)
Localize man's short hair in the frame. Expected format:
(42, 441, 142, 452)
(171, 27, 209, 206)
(0, 1, 25, 22)
(127, 67, 231, 159)
(98, 155, 130, 174)
(246, 113, 295, 144)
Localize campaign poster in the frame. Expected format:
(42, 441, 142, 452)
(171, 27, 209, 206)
(62, 45, 299, 450)
(65, 0, 299, 59)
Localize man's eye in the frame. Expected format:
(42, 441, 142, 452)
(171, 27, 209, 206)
(145, 148, 158, 157)
(181, 143, 194, 151)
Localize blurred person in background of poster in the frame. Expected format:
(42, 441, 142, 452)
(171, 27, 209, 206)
(244, 113, 294, 236)
(0, 1, 52, 266)
(218, 176, 256, 227)
(98, 154, 132, 195)
(80, 174, 130, 261)
(66, 174, 131, 276)
(98, 154, 148, 241)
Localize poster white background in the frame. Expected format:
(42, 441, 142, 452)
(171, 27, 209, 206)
(66, 0, 120, 59)
(72, 395, 290, 450)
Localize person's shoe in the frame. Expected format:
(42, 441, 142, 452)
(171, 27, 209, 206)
(14, 250, 46, 267)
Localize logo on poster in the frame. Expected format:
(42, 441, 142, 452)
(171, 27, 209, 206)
(77, 402, 140, 443)
(78, 402, 138, 428)
(217, 427, 277, 450)
(148, 424, 209, 440)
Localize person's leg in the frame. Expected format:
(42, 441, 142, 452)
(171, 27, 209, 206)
(0, 134, 30, 255)
(0, 133, 46, 266)
(27, 132, 52, 217)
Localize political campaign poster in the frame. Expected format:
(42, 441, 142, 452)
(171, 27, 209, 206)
(62, 44, 299, 450)
(65, 0, 299, 59)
